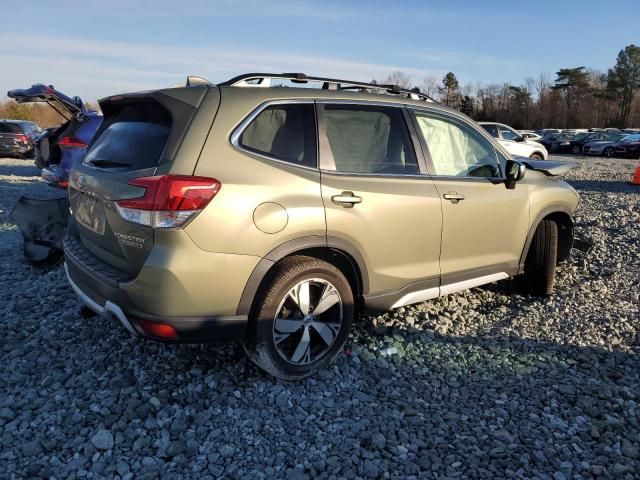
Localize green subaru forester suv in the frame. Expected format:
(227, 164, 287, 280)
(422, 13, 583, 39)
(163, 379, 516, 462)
(64, 73, 579, 379)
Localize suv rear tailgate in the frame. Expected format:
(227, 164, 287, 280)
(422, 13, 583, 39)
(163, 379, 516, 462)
(67, 85, 220, 277)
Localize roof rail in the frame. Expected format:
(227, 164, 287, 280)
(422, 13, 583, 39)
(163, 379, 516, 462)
(219, 72, 438, 103)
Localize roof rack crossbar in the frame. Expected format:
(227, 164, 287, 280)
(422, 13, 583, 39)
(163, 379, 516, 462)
(219, 73, 438, 103)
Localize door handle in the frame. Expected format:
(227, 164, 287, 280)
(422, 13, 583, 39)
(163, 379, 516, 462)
(331, 191, 362, 208)
(443, 192, 465, 203)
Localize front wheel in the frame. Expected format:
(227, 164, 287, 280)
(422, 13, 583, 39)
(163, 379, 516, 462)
(603, 147, 614, 158)
(529, 152, 544, 160)
(522, 220, 558, 296)
(571, 145, 581, 154)
(243, 256, 354, 380)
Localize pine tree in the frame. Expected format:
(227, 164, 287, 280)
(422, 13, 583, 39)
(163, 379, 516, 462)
(552, 67, 591, 127)
(439, 72, 460, 107)
(606, 44, 640, 127)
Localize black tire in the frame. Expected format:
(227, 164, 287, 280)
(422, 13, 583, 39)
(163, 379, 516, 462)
(530, 153, 544, 160)
(571, 145, 581, 154)
(243, 255, 354, 380)
(523, 220, 558, 296)
(604, 147, 614, 158)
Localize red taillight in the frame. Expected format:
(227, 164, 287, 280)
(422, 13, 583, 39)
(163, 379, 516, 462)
(59, 136, 87, 148)
(115, 175, 221, 228)
(16, 134, 28, 143)
(137, 320, 177, 340)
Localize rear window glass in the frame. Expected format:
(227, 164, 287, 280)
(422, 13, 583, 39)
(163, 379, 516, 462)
(238, 103, 317, 168)
(0, 123, 23, 134)
(84, 102, 171, 170)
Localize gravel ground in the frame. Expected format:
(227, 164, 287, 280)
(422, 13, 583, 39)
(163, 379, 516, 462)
(1, 155, 639, 480)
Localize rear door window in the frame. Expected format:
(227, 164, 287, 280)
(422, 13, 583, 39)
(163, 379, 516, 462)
(238, 103, 316, 168)
(83, 101, 171, 170)
(481, 124, 499, 138)
(321, 104, 419, 175)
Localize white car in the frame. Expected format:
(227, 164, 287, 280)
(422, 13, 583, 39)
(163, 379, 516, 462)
(479, 122, 548, 160)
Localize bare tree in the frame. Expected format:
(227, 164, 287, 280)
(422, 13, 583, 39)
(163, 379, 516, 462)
(421, 76, 439, 98)
(383, 71, 412, 89)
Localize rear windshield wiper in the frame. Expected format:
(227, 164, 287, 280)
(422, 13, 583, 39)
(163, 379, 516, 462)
(86, 159, 131, 168)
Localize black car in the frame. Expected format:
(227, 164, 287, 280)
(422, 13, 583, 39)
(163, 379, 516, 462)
(0, 119, 40, 158)
(613, 134, 640, 158)
(541, 133, 574, 152)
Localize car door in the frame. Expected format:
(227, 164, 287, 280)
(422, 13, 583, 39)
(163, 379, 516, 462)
(409, 108, 530, 289)
(318, 102, 443, 305)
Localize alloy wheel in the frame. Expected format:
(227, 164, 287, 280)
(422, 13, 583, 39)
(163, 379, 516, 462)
(272, 278, 343, 365)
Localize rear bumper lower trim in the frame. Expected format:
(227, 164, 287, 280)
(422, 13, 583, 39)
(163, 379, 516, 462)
(65, 262, 138, 336)
(64, 257, 249, 343)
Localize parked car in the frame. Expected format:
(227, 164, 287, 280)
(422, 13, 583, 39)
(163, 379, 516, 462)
(583, 133, 630, 157)
(613, 133, 640, 158)
(64, 73, 579, 379)
(537, 129, 562, 139)
(519, 130, 543, 141)
(568, 131, 620, 154)
(545, 133, 577, 153)
(0, 119, 40, 158)
(7, 84, 102, 188)
(479, 122, 548, 159)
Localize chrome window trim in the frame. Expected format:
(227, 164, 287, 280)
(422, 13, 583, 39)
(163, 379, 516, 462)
(319, 170, 432, 180)
(229, 99, 319, 171)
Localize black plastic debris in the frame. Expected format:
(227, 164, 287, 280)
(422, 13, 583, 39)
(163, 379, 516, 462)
(10, 196, 70, 265)
(572, 234, 594, 254)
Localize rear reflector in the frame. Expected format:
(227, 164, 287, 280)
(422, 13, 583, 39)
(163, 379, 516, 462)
(59, 136, 87, 148)
(115, 175, 221, 229)
(137, 320, 177, 340)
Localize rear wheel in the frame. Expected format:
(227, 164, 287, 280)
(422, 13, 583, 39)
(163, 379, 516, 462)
(529, 152, 544, 160)
(522, 220, 558, 296)
(243, 256, 354, 380)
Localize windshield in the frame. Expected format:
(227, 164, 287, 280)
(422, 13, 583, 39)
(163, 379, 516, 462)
(574, 132, 591, 140)
(499, 125, 521, 141)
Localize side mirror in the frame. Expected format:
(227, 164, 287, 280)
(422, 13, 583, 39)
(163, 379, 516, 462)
(505, 160, 526, 189)
(516, 135, 526, 142)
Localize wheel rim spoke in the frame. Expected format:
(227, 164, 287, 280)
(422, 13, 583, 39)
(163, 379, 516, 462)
(289, 281, 311, 315)
(291, 326, 311, 363)
(274, 318, 302, 333)
(311, 284, 340, 316)
(310, 321, 336, 346)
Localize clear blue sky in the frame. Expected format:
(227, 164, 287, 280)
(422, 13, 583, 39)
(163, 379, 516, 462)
(0, 0, 638, 101)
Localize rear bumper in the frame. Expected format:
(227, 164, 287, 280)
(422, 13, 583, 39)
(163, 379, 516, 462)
(0, 145, 31, 156)
(64, 256, 249, 344)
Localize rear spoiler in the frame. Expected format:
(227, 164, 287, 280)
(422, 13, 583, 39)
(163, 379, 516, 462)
(518, 158, 578, 176)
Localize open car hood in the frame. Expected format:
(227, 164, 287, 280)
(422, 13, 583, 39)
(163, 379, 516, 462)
(515, 157, 578, 176)
(7, 84, 88, 120)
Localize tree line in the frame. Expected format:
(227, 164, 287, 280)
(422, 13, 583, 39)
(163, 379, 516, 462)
(2, 44, 638, 130)
(381, 44, 640, 130)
